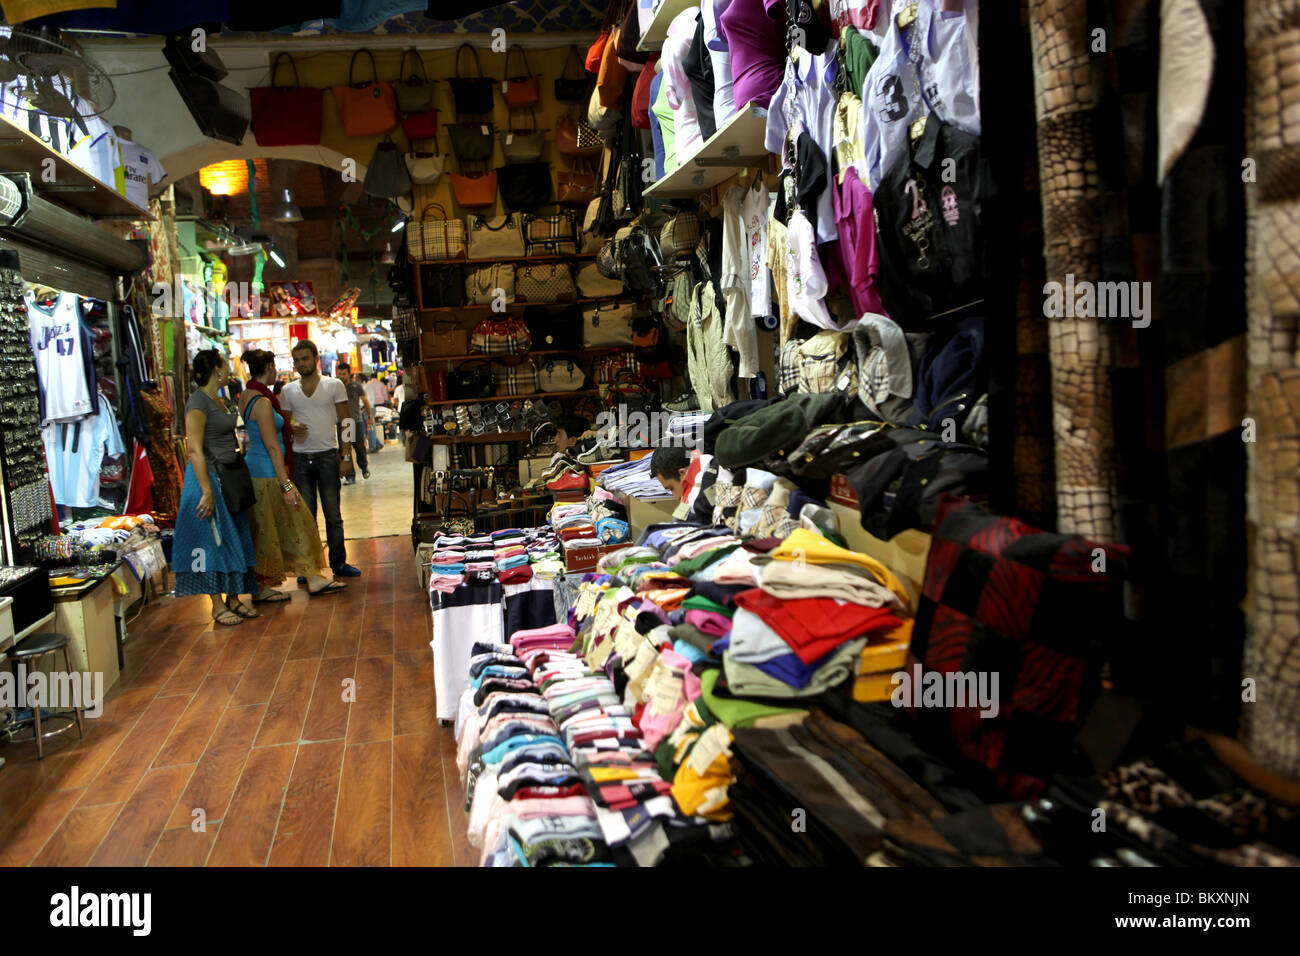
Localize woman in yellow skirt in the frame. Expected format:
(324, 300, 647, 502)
(237, 349, 346, 600)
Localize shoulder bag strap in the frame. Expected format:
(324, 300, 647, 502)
(271, 52, 300, 88)
(401, 47, 428, 84)
(456, 43, 482, 79)
(349, 49, 378, 87)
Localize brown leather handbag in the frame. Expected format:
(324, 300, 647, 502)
(558, 166, 599, 206)
(557, 110, 602, 159)
(503, 45, 540, 109)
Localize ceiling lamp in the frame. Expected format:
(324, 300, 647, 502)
(198, 158, 268, 196)
(266, 241, 286, 268)
(274, 187, 302, 223)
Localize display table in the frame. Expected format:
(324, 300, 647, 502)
(34, 570, 122, 696)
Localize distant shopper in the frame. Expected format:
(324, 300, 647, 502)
(238, 349, 345, 599)
(363, 372, 390, 409)
(173, 349, 258, 626)
(278, 340, 362, 579)
(336, 363, 372, 482)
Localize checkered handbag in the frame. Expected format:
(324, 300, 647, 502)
(492, 358, 538, 395)
(406, 203, 466, 261)
(515, 263, 576, 302)
(523, 211, 578, 256)
(658, 213, 699, 258)
(470, 316, 533, 356)
(392, 305, 418, 342)
(592, 351, 640, 394)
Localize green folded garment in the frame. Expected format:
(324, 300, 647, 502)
(699, 667, 804, 728)
(681, 594, 733, 617)
(672, 543, 743, 579)
(714, 393, 847, 468)
(721, 639, 866, 700)
(668, 622, 719, 655)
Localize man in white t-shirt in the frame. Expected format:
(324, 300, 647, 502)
(278, 340, 361, 578)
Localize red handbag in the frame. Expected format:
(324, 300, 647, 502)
(332, 50, 397, 138)
(503, 45, 540, 109)
(584, 32, 609, 73)
(250, 53, 323, 147)
(400, 108, 438, 141)
(450, 170, 498, 209)
(425, 365, 448, 402)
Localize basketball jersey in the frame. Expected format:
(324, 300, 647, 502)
(42, 390, 125, 509)
(28, 291, 94, 425)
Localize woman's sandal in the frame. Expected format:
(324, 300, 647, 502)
(213, 609, 242, 627)
(252, 589, 291, 604)
(227, 601, 261, 619)
(308, 581, 348, 596)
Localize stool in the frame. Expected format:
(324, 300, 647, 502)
(5, 632, 85, 760)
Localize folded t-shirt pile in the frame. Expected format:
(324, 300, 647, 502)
(596, 455, 676, 499)
(549, 501, 602, 550)
(586, 487, 631, 544)
(456, 624, 612, 867)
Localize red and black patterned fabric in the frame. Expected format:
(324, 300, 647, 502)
(908, 495, 1128, 798)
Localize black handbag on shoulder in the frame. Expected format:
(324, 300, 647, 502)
(213, 450, 256, 515)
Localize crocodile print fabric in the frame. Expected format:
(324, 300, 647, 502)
(1029, 0, 1117, 540)
(1245, 0, 1300, 780)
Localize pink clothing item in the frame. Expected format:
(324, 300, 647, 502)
(669, 536, 741, 564)
(685, 609, 733, 637)
(511, 623, 576, 651)
(662, 8, 706, 160)
(713, 548, 759, 585)
(720, 0, 786, 109)
(833, 165, 886, 318)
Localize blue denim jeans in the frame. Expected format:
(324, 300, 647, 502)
(294, 450, 346, 571)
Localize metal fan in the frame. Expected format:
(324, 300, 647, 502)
(1, 26, 117, 117)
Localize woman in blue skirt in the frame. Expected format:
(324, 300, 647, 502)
(173, 349, 259, 626)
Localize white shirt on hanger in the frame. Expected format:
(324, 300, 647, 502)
(740, 175, 775, 319)
(662, 7, 707, 162)
(703, 0, 739, 127)
(720, 185, 759, 379)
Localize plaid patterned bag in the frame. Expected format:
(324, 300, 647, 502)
(492, 358, 538, 395)
(659, 213, 699, 258)
(392, 305, 417, 342)
(407, 203, 466, 261)
(592, 351, 640, 394)
(470, 316, 533, 356)
(524, 211, 578, 256)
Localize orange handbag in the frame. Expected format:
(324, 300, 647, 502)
(584, 31, 610, 73)
(332, 50, 397, 137)
(503, 45, 540, 109)
(450, 170, 498, 209)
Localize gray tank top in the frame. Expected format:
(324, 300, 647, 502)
(186, 389, 239, 462)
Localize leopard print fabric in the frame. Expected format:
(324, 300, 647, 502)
(1244, 0, 1300, 781)
(1029, 0, 1117, 540)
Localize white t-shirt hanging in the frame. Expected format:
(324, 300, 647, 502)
(279, 376, 348, 453)
(28, 291, 94, 425)
(703, 0, 739, 127)
(786, 209, 836, 330)
(740, 176, 775, 319)
(860, 0, 980, 190)
(662, 7, 706, 162)
(42, 390, 124, 509)
(720, 185, 759, 378)
(117, 137, 167, 210)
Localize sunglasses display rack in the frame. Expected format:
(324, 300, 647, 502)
(0, 251, 52, 564)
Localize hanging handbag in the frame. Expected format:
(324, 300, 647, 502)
(585, 31, 610, 73)
(420, 264, 467, 307)
(516, 263, 576, 302)
(576, 261, 623, 297)
(407, 203, 466, 261)
(612, 118, 642, 221)
(538, 358, 586, 392)
(450, 43, 496, 116)
(249, 53, 323, 147)
(363, 136, 412, 198)
(587, 87, 622, 141)
(332, 50, 397, 137)
(471, 316, 532, 356)
(426, 367, 448, 402)
(503, 45, 541, 109)
(523, 211, 577, 257)
(618, 230, 665, 297)
(492, 357, 539, 396)
(400, 108, 439, 141)
(498, 162, 553, 213)
(582, 301, 635, 347)
(596, 237, 620, 279)
(502, 108, 545, 164)
(447, 360, 494, 399)
(524, 304, 583, 349)
(405, 151, 445, 185)
(606, 368, 653, 414)
(465, 264, 516, 305)
(555, 45, 589, 102)
(422, 320, 468, 355)
(449, 123, 495, 162)
(659, 268, 691, 331)
(556, 111, 603, 159)
(557, 165, 598, 206)
(450, 170, 498, 209)
(212, 449, 256, 515)
(466, 213, 526, 259)
(593, 352, 641, 391)
(659, 213, 700, 258)
(395, 47, 435, 113)
(393, 304, 418, 340)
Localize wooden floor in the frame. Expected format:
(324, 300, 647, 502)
(0, 535, 476, 866)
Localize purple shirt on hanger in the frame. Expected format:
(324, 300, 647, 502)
(719, 0, 788, 110)
(834, 166, 886, 317)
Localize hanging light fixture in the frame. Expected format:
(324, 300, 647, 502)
(390, 210, 407, 233)
(274, 187, 303, 223)
(380, 241, 396, 265)
(266, 241, 286, 268)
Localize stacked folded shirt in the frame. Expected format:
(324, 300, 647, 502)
(596, 456, 676, 499)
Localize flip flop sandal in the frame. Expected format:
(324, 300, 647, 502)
(308, 581, 348, 596)
(228, 602, 261, 619)
(213, 610, 242, 627)
(252, 590, 291, 603)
